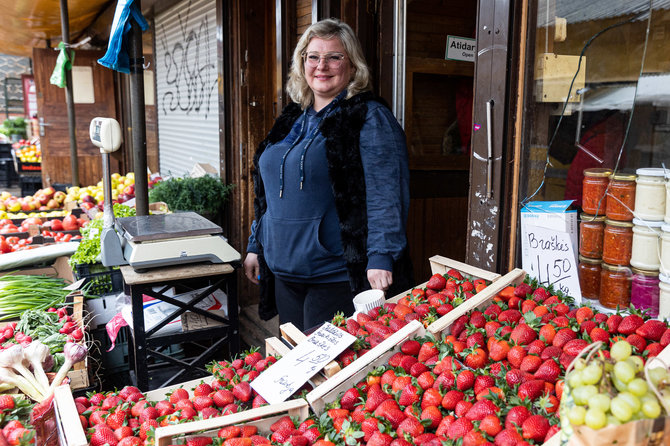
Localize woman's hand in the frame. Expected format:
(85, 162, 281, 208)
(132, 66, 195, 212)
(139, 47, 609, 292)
(367, 269, 392, 291)
(244, 253, 260, 284)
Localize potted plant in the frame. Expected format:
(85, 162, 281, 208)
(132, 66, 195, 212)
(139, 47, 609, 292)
(0, 117, 27, 142)
(148, 174, 234, 226)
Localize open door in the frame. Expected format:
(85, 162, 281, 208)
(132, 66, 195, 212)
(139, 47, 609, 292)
(33, 48, 121, 187)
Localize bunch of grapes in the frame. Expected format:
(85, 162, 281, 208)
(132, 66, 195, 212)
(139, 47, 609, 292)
(564, 340, 669, 430)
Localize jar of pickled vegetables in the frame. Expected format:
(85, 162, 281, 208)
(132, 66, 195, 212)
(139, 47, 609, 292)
(578, 256, 601, 300)
(630, 218, 663, 271)
(635, 168, 666, 221)
(579, 213, 606, 259)
(606, 173, 636, 221)
(630, 268, 659, 317)
(602, 219, 633, 266)
(582, 168, 612, 215)
(600, 262, 632, 309)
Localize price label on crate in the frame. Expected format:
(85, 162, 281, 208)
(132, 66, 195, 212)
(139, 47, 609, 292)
(251, 322, 355, 404)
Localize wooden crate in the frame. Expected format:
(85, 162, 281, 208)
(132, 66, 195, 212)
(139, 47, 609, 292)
(145, 375, 218, 402)
(154, 399, 310, 446)
(54, 384, 88, 446)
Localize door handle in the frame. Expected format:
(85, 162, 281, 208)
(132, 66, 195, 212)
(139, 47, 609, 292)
(38, 117, 51, 137)
(485, 99, 494, 199)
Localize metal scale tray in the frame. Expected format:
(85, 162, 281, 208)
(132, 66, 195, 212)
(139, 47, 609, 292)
(115, 212, 222, 242)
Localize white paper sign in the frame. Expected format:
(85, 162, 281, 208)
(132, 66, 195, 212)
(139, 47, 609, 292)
(251, 322, 355, 404)
(524, 224, 582, 303)
(446, 36, 476, 62)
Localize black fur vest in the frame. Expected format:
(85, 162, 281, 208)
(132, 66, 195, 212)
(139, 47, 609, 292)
(253, 91, 413, 320)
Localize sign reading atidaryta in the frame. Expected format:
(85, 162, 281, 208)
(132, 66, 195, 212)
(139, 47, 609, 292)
(251, 322, 356, 404)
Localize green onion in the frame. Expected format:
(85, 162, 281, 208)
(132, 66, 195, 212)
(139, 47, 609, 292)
(0, 274, 70, 321)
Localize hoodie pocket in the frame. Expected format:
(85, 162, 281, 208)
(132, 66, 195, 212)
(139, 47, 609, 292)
(260, 214, 341, 277)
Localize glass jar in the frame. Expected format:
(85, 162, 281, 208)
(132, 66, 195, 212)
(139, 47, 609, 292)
(582, 168, 612, 215)
(635, 168, 666, 221)
(659, 273, 670, 320)
(661, 225, 670, 276)
(579, 213, 605, 258)
(600, 263, 632, 309)
(602, 219, 633, 266)
(578, 256, 601, 300)
(630, 268, 660, 317)
(630, 218, 663, 271)
(606, 173, 636, 221)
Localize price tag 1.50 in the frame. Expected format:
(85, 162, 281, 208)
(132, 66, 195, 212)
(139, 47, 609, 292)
(251, 322, 356, 404)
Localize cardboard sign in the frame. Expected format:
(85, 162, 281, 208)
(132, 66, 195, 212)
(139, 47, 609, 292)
(446, 36, 476, 62)
(523, 223, 582, 302)
(251, 322, 355, 404)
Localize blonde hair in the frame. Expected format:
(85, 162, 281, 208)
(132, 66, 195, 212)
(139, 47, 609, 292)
(286, 18, 372, 109)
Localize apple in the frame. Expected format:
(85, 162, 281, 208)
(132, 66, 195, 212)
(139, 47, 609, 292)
(117, 193, 131, 203)
(122, 184, 135, 196)
(50, 219, 63, 231)
(35, 193, 49, 205)
(62, 215, 79, 231)
(80, 202, 95, 211)
(42, 186, 55, 200)
(53, 191, 66, 203)
(21, 201, 34, 212)
(46, 199, 59, 209)
(81, 194, 97, 204)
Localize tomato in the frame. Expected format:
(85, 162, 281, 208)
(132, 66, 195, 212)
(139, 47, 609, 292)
(0, 240, 11, 254)
(62, 234, 72, 242)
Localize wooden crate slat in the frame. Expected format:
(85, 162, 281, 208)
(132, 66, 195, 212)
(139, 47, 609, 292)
(265, 336, 291, 357)
(428, 254, 501, 282)
(54, 384, 88, 446)
(145, 375, 217, 402)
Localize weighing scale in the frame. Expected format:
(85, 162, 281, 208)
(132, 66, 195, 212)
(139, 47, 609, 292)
(89, 117, 241, 270)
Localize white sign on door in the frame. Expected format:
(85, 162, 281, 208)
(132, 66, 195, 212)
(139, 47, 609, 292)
(446, 36, 476, 62)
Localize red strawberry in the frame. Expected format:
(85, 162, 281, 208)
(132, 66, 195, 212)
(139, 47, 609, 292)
(270, 416, 295, 432)
(534, 359, 561, 383)
(435, 415, 455, 437)
(660, 329, 670, 347)
(250, 436, 271, 446)
(626, 334, 647, 352)
(498, 309, 522, 324)
(545, 424, 560, 443)
(0, 395, 14, 410)
(427, 274, 447, 290)
(636, 320, 666, 341)
(521, 415, 550, 442)
(504, 406, 531, 430)
(106, 410, 127, 430)
(527, 339, 546, 355)
(401, 340, 421, 356)
(365, 384, 391, 412)
(540, 345, 562, 361)
(169, 388, 190, 404)
(340, 387, 360, 411)
(507, 345, 526, 368)
(606, 314, 623, 333)
(399, 355, 418, 373)
(193, 396, 214, 411)
(646, 342, 664, 358)
(563, 339, 589, 356)
(218, 426, 242, 439)
(465, 398, 498, 421)
(495, 429, 523, 446)
(454, 400, 473, 417)
(506, 369, 525, 387)
(462, 430, 487, 446)
(410, 362, 429, 377)
(456, 370, 475, 390)
(118, 437, 142, 446)
(345, 319, 360, 335)
(519, 355, 542, 373)
(418, 342, 438, 363)
(90, 426, 119, 446)
(213, 389, 235, 408)
(618, 314, 644, 335)
(193, 383, 213, 397)
(552, 328, 577, 348)
(399, 383, 422, 407)
(232, 382, 252, 402)
(480, 414, 503, 437)
(446, 417, 473, 440)
(559, 352, 576, 371)
(580, 320, 597, 335)
(397, 417, 424, 437)
(368, 432, 393, 446)
(474, 375, 495, 395)
(420, 406, 443, 429)
(589, 327, 610, 343)
(510, 324, 537, 346)
(441, 390, 464, 410)
(139, 420, 158, 441)
(518, 379, 544, 401)
(531, 287, 550, 302)
(514, 283, 532, 298)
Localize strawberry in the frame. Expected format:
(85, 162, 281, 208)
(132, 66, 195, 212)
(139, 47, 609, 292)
(400, 339, 421, 356)
(606, 314, 623, 333)
(368, 432, 393, 446)
(232, 382, 252, 402)
(114, 426, 134, 440)
(224, 439, 252, 446)
(527, 339, 546, 355)
(139, 406, 159, 423)
(545, 424, 560, 443)
(480, 414, 503, 437)
(465, 398, 498, 421)
(505, 368, 525, 387)
(626, 334, 647, 352)
(498, 309, 522, 324)
(213, 389, 235, 408)
(446, 417, 473, 440)
(563, 339, 589, 356)
(435, 415, 455, 437)
(507, 345, 526, 368)
(169, 388, 190, 404)
(139, 420, 158, 441)
(495, 428, 523, 446)
(0, 395, 14, 410)
(118, 438, 142, 446)
(194, 383, 213, 397)
(193, 396, 214, 411)
(618, 314, 644, 335)
(540, 345, 562, 360)
(417, 371, 435, 390)
(463, 347, 488, 369)
(365, 384, 391, 412)
(646, 342, 664, 358)
(518, 379, 545, 401)
(575, 306, 594, 323)
(410, 362, 430, 377)
(510, 324, 537, 346)
(90, 426, 119, 446)
(421, 405, 443, 429)
(454, 400, 473, 417)
(474, 375, 495, 395)
(636, 320, 667, 341)
(534, 359, 561, 383)
(661, 328, 670, 347)
(456, 370, 475, 390)
(504, 406, 531, 430)
(514, 283, 532, 298)
(427, 274, 447, 290)
(462, 430, 487, 446)
(531, 287, 550, 302)
(519, 355, 542, 373)
(399, 355, 418, 373)
(559, 352, 576, 371)
(345, 318, 360, 335)
(441, 390, 464, 410)
(552, 328, 577, 348)
(521, 415, 550, 442)
(340, 387, 360, 411)
(589, 327, 610, 343)
(270, 416, 295, 432)
(579, 320, 597, 335)
(106, 410, 127, 430)
(418, 342, 438, 363)
(397, 416, 424, 436)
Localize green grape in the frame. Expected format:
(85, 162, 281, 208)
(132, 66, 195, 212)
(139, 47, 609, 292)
(607, 414, 622, 426)
(573, 358, 587, 371)
(604, 361, 614, 372)
(614, 361, 636, 384)
(581, 364, 603, 385)
(611, 373, 629, 393)
(568, 370, 583, 388)
(573, 385, 598, 405)
(568, 405, 587, 425)
(642, 399, 662, 419)
(661, 392, 670, 410)
(585, 408, 607, 430)
(627, 356, 644, 373)
(610, 396, 633, 422)
(611, 340, 632, 362)
(648, 367, 669, 387)
(627, 378, 648, 397)
(589, 393, 611, 412)
(641, 393, 658, 405)
(618, 392, 641, 412)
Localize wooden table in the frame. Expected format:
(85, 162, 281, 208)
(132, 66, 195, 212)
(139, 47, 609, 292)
(121, 262, 240, 391)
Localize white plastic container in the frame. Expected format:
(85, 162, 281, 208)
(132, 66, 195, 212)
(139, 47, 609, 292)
(665, 172, 670, 224)
(661, 224, 670, 276)
(659, 273, 670, 320)
(631, 218, 663, 271)
(635, 168, 666, 221)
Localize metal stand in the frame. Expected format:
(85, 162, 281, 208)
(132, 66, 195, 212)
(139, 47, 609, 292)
(120, 262, 240, 391)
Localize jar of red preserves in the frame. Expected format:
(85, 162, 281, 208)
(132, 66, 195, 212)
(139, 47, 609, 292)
(578, 256, 601, 300)
(602, 219, 633, 265)
(606, 172, 636, 221)
(583, 168, 612, 215)
(600, 262, 632, 309)
(579, 213, 606, 258)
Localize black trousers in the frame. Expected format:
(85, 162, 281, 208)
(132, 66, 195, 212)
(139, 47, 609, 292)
(275, 277, 356, 332)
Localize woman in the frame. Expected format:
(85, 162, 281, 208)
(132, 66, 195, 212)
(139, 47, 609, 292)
(243, 18, 412, 331)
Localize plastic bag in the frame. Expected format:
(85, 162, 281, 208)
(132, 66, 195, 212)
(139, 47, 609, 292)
(49, 42, 74, 89)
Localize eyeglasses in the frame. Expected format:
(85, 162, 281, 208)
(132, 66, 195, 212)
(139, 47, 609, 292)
(302, 52, 346, 68)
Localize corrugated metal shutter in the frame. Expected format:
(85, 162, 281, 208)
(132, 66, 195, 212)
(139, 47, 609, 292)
(154, 0, 219, 177)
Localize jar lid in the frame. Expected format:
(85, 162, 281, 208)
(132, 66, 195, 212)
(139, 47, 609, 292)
(605, 219, 634, 228)
(610, 172, 636, 181)
(579, 255, 602, 264)
(580, 213, 606, 222)
(632, 218, 665, 227)
(631, 267, 659, 277)
(660, 273, 670, 284)
(584, 168, 613, 178)
(601, 262, 631, 273)
(636, 167, 665, 177)
(662, 224, 670, 232)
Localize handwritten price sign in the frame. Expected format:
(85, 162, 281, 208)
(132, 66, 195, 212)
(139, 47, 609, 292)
(523, 224, 582, 303)
(251, 322, 355, 404)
